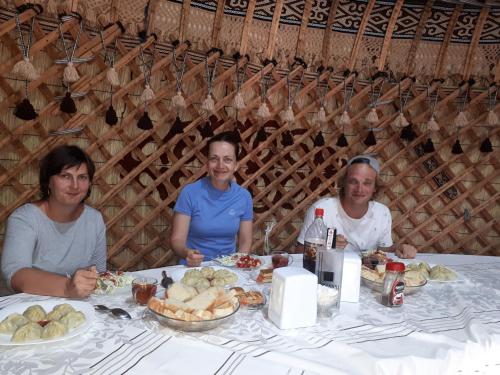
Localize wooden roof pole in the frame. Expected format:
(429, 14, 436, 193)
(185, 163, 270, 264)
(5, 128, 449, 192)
(239, 0, 256, 56)
(0, 5, 37, 38)
(211, 0, 225, 48)
(320, 0, 341, 66)
(377, 0, 404, 71)
(462, 6, 490, 80)
(178, 0, 191, 42)
(295, 0, 314, 58)
(405, 0, 434, 76)
(146, 0, 161, 35)
(434, 4, 462, 78)
(348, 0, 376, 71)
(264, 0, 284, 60)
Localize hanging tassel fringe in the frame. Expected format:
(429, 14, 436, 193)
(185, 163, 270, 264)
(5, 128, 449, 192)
(453, 111, 468, 128)
(233, 91, 246, 110)
(256, 101, 270, 119)
(400, 123, 417, 141)
(140, 84, 155, 103)
(282, 106, 295, 123)
(281, 130, 294, 146)
(451, 139, 464, 154)
(171, 116, 184, 135)
(105, 105, 118, 126)
(314, 152, 324, 165)
(339, 111, 351, 127)
(60, 92, 77, 113)
(256, 126, 268, 143)
(12, 58, 38, 81)
(427, 116, 440, 132)
(480, 137, 493, 153)
(487, 110, 498, 126)
(336, 133, 348, 147)
(392, 112, 409, 127)
(63, 62, 80, 83)
(14, 98, 37, 120)
(313, 131, 325, 147)
(172, 91, 186, 109)
(423, 138, 435, 153)
(106, 67, 120, 87)
(317, 107, 327, 123)
(137, 111, 153, 130)
(365, 108, 379, 125)
(201, 94, 215, 113)
(364, 130, 377, 146)
(200, 120, 214, 138)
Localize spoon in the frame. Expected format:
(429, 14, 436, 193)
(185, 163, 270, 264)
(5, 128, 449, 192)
(94, 305, 132, 319)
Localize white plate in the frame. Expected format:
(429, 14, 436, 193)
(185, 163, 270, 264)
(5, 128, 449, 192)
(169, 266, 244, 285)
(93, 272, 135, 295)
(213, 254, 262, 270)
(0, 300, 94, 346)
(401, 261, 465, 283)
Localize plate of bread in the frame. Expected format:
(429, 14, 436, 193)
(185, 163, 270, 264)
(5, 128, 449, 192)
(148, 283, 239, 331)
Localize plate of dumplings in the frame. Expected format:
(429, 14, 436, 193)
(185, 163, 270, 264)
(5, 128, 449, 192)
(0, 300, 94, 345)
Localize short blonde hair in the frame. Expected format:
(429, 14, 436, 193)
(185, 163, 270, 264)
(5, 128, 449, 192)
(337, 165, 383, 200)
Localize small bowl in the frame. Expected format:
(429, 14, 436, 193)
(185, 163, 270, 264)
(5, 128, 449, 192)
(361, 277, 427, 295)
(148, 302, 240, 332)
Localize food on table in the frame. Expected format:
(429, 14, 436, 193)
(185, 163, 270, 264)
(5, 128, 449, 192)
(361, 265, 426, 287)
(361, 250, 393, 270)
(149, 284, 239, 322)
(404, 270, 427, 286)
(167, 283, 197, 302)
(23, 305, 47, 322)
(256, 269, 273, 283)
(214, 253, 262, 268)
(0, 303, 86, 343)
(406, 262, 431, 279)
(230, 287, 264, 307)
(317, 284, 339, 317)
(429, 265, 457, 281)
(180, 267, 238, 291)
(94, 271, 134, 294)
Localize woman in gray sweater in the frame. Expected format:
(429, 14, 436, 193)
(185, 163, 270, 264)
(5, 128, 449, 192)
(1, 145, 106, 297)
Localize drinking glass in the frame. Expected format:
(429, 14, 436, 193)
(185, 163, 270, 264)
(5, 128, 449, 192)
(132, 277, 158, 305)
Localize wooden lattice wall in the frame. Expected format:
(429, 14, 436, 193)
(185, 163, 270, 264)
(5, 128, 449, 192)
(0, 1, 498, 271)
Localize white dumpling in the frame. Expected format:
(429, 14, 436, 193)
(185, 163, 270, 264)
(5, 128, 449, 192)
(0, 318, 18, 334)
(46, 310, 65, 321)
(60, 311, 86, 330)
(200, 267, 215, 278)
(41, 320, 68, 339)
(8, 313, 29, 327)
(11, 322, 42, 343)
(23, 305, 46, 322)
(53, 303, 75, 316)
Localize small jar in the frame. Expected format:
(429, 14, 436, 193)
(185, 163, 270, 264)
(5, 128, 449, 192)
(381, 262, 405, 307)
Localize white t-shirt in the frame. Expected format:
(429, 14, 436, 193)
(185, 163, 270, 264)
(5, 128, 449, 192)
(297, 197, 393, 252)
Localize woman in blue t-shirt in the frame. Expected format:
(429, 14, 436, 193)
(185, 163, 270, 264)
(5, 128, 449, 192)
(170, 131, 253, 266)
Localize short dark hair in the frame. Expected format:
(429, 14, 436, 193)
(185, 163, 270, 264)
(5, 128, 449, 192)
(39, 145, 95, 201)
(206, 131, 240, 160)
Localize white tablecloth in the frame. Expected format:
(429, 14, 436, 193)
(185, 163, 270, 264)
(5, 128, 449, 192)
(1, 253, 500, 375)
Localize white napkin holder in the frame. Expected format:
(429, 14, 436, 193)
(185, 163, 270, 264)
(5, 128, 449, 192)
(268, 267, 317, 329)
(340, 249, 361, 303)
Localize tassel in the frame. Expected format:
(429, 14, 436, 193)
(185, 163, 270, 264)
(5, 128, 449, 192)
(480, 137, 493, 153)
(14, 98, 37, 120)
(140, 84, 155, 103)
(200, 120, 214, 138)
(364, 130, 377, 146)
(105, 105, 118, 126)
(60, 92, 77, 113)
(172, 91, 186, 109)
(400, 123, 417, 141)
(451, 139, 463, 154)
(171, 116, 184, 135)
(137, 111, 153, 130)
(106, 67, 120, 87)
(392, 112, 409, 127)
(314, 152, 324, 165)
(282, 106, 295, 123)
(201, 94, 215, 113)
(317, 107, 327, 123)
(313, 131, 325, 147)
(233, 91, 246, 110)
(365, 108, 379, 125)
(487, 110, 498, 126)
(336, 133, 348, 147)
(256, 101, 271, 119)
(339, 110, 351, 127)
(453, 111, 468, 128)
(427, 116, 439, 132)
(63, 62, 80, 83)
(46, 0, 58, 14)
(256, 126, 267, 143)
(423, 138, 435, 153)
(281, 130, 293, 146)
(232, 128, 242, 143)
(12, 58, 38, 81)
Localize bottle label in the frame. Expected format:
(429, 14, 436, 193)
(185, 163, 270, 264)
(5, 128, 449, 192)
(391, 280, 405, 306)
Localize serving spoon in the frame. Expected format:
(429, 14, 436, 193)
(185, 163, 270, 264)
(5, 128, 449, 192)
(94, 305, 132, 319)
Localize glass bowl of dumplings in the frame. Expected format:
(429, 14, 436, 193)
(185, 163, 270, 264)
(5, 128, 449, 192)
(361, 264, 428, 295)
(0, 301, 89, 344)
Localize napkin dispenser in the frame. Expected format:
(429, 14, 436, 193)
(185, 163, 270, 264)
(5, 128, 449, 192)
(340, 249, 361, 303)
(268, 267, 317, 329)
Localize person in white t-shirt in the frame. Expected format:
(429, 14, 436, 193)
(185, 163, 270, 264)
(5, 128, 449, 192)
(296, 154, 417, 258)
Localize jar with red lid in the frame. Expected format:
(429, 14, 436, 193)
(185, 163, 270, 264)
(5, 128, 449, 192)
(381, 262, 405, 307)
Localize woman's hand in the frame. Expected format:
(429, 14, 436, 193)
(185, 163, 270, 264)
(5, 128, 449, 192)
(65, 266, 98, 298)
(186, 249, 204, 267)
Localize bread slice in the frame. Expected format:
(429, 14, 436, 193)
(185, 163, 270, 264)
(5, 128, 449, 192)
(256, 268, 273, 283)
(213, 302, 235, 318)
(185, 288, 218, 310)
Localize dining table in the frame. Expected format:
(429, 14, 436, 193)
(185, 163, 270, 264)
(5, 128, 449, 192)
(1, 252, 500, 375)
